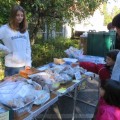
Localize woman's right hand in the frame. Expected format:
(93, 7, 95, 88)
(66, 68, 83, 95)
(4, 48, 11, 55)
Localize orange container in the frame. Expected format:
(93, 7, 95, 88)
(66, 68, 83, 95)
(19, 68, 40, 78)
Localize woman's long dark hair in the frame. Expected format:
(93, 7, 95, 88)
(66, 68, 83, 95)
(9, 5, 27, 33)
(103, 80, 120, 108)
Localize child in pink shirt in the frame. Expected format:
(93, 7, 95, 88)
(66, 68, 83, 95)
(95, 80, 120, 120)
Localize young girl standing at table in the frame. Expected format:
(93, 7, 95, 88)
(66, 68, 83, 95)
(0, 5, 32, 76)
(95, 80, 120, 120)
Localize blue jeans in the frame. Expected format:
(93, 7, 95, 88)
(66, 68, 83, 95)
(5, 66, 25, 77)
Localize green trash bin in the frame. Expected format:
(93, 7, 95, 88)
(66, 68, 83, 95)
(87, 31, 116, 57)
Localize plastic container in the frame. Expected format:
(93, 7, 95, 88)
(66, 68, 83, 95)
(87, 31, 116, 57)
(13, 100, 33, 117)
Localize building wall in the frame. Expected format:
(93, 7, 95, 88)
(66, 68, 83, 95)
(63, 8, 108, 38)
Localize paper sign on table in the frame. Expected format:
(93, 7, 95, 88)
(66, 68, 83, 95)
(72, 80, 80, 83)
(57, 87, 67, 93)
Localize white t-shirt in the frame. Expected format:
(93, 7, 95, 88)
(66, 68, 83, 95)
(111, 51, 120, 81)
(0, 24, 31, 67)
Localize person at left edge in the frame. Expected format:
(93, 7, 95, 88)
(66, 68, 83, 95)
(0, 5, 32, 77)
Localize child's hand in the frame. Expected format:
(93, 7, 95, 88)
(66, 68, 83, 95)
(25, 66, 31, 70)
(99, 87, 105, 97)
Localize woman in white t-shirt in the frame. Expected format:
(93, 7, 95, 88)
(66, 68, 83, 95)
(0, 5, 32, 76)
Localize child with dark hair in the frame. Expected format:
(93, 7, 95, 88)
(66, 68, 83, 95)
(95, 80, 120, 120)
(79, 49, 119, 86)
(107, 22, 115, 31)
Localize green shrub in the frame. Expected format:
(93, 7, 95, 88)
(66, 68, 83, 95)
(32, 37, 79, 67)
(0, 57, 4, 80)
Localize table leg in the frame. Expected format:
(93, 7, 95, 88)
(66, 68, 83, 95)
(72, 86, 77, 120)
(42, 108, 49, 120)
(53, 104, 62, 120)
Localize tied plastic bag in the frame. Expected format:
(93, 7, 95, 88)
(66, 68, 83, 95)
(62, 65, 75, 77)
(59, 73, 72, 82)
(51, 65, 65, 73)
(64, 46, 83, 59)
(30, 72, 55, 84)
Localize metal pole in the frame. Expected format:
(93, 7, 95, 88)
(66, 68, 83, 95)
(72, 86, 77, 120)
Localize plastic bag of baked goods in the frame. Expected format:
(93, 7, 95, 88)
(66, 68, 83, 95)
(34, 90, 50, 105)
(64, 46, 83, 59)
(0, 80, 36, 108)
(60, 73, 72, 82)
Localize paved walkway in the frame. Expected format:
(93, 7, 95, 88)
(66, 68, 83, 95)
(36, 77, 99, 120)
